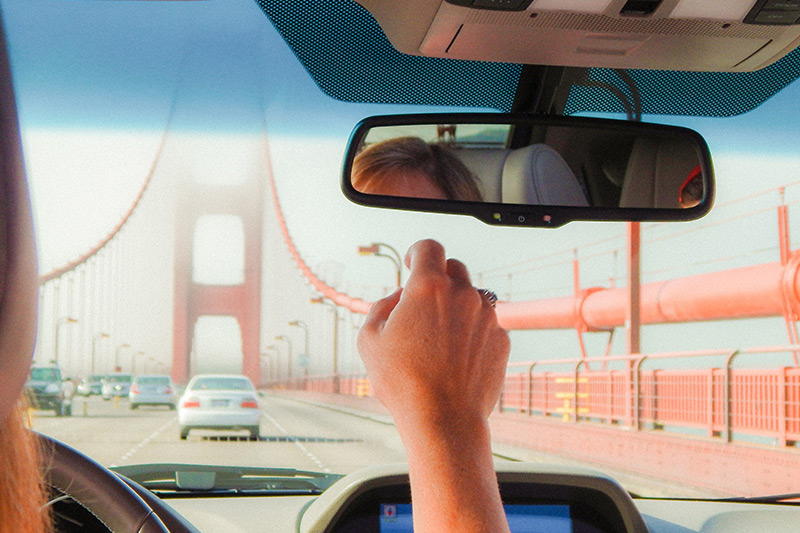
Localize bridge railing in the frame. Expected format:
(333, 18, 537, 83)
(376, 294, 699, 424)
(268, 345, 800, 448)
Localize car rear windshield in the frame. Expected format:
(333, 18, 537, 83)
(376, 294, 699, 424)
(30, 368, 60, 381)
(136, 377, 170, 385)
(190, 378, 252, 391)
(106, 375, 133, 383)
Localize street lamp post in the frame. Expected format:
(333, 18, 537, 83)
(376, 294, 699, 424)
(264, 344, 281, 382)
(288, 320, 309, 377)
(310, 296, 339, 393)
(275, 335, 293, 381)
(54, 316, 78, 367)
(132, 351, 144, 374)
(91, 332, 110, 375)
(357, 242, 402, 288)
(114, 343, 131, 373)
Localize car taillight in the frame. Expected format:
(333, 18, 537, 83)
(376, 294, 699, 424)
(164, 386, 172, 394)
(131, 386, 139, 394)
(241, 399, 258, 409)
(182, 398, 200, 408)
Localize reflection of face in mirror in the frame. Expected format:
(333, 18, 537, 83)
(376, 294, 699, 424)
(679, 165, 703, 208)
(352, 137, 484, 201)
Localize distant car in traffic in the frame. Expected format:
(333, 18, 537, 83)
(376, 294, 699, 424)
(25, 365, 67, 416)
(76, 374, 104, 396)
(178, 374, 261, 440)
(101, 373, 133, 400)
(129, 374, 175, 410)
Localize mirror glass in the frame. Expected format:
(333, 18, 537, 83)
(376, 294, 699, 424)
(342, 114, 713, 226)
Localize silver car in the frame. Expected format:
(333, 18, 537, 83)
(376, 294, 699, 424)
(178, 374, 261, 440)
(129, 375, 175, 410)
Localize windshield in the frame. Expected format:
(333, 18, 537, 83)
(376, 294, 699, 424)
(135, 376, 171, 386)
(5, 0, 799, 500)
(189, 377, 253, 391)
(30, 368, 60, 382)
(105, 375, 132, 384)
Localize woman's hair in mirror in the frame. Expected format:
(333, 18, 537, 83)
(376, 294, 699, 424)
(352, 136, 484, 201)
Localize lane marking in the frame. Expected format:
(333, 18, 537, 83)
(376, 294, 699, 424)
(260, 409, 331, 473)
(110, 417, 177, 467)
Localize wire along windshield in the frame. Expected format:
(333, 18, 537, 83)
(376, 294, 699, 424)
(30, 368, 61, 381)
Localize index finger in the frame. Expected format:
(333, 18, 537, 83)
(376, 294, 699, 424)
(404, 239, 447, 278)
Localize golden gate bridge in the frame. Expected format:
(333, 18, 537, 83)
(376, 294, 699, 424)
(35, 127, 800, 497)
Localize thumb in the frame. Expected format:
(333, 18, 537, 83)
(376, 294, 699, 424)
(362, 288, 403, 334)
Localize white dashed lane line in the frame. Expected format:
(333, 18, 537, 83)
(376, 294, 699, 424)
(260, 409, 331, 473)
(110, 417, 177, 468)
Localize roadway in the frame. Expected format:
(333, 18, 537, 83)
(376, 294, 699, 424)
(31, 393, 708, 498)
(31, 394, 408, 472)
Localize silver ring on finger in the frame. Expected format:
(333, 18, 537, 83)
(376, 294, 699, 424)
(476, 288, 498, 307)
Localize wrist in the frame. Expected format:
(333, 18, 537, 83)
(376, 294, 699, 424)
(396, 412, 493, 459)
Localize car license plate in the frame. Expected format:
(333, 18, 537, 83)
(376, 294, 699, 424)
(211, 399, 229, 408)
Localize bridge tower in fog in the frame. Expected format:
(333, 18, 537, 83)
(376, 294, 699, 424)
(173, 173, 264, 385)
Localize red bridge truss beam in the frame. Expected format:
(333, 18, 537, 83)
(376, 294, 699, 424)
(498, 256, 800, 331)
(270, 167, 800, 342)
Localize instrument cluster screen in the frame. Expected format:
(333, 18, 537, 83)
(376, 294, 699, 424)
(379, 503, 572, 532)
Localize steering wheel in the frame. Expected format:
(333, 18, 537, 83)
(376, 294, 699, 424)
(37, 432, 171, 533)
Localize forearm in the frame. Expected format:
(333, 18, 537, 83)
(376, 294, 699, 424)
(399, 416, 510, 533)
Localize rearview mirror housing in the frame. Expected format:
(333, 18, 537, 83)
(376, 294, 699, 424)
(342, 113, 714, 227)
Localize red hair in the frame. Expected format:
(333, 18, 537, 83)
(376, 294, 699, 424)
(0, 399, 51, 533)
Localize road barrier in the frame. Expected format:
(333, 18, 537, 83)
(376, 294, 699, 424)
(272, 344, 800, 448)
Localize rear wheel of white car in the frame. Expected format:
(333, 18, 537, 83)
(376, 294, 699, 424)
(179, 426, 190, 440)
(248, 426, 260, 440)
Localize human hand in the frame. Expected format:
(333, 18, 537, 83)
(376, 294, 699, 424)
(358, 239, 510, 432)
(358, 239, 511, 533)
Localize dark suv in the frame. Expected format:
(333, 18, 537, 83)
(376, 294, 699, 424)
(25, 365, 66, 416)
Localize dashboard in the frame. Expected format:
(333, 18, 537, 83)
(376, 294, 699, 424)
(48, 452, 800, 533)
(296, 463, 647, 532)
(164, 462, 800, 533)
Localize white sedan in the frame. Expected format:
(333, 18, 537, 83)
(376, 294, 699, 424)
(177, 374, 262, 440)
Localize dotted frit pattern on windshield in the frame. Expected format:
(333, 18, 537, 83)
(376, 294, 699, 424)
(255, 0, 522, 111)
(256, 0, 800, 118)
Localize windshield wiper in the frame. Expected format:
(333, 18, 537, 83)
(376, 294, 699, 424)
(111, 464, 342, 496)
(716, 493, 800, 504)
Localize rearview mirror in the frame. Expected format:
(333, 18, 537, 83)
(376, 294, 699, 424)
(342, 114, 713, 227)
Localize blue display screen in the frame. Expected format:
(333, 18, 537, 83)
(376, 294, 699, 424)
(379, 503, 572, 533)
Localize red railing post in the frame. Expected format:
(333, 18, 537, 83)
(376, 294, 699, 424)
(724, 350, 740, 443)
(527, 363, 536, 415)
(779, 366, 788, 447)
(573, 360, 581, 423)
(605, 370, 613, 425)
(543, 371, 549, 416)
(633, 355, 647, 431)
(707, 367, 715, 437)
